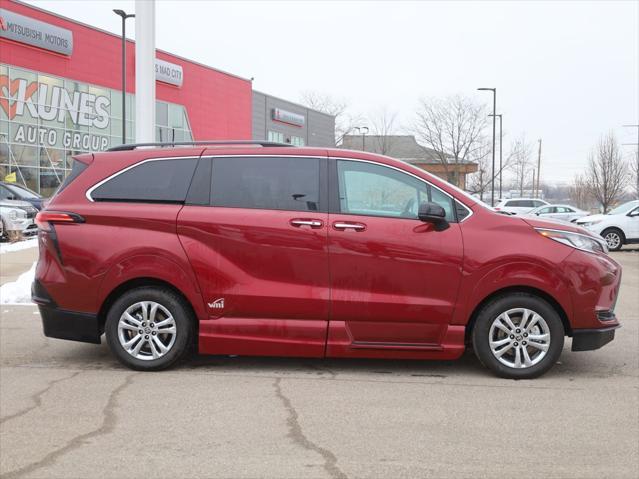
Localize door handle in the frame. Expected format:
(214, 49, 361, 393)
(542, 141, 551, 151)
(333, 221, 366, 231)
(290, 218, 324, 229)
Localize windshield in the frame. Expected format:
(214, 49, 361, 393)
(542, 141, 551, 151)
(4, 183, 40, 199)
(607, 200, 639, 215)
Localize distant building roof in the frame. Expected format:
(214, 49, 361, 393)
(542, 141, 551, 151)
(340, 134, 475, 165)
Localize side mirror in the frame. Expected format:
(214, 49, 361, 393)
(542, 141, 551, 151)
(418, 202, 449, 231)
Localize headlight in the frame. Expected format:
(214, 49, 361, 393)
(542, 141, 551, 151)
(536, 228, 608, 254)
(578, 220, 601, 227)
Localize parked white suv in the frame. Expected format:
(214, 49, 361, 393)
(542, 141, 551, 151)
(494, 198, 549, 215)
(0, 200, 38, 240)
(575, 200, 639, 251)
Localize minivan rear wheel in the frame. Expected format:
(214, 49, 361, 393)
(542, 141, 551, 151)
(105, 286, 193, 371)
(472, 293, 564, 379)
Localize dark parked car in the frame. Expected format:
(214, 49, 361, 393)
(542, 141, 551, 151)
(0, 181, 45, 210)
(33, 141, 621, 378)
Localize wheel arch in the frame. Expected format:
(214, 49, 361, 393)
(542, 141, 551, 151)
(97, 277, 199, 345)
(601, 226, 626, 244)
(464, 285, 572, 344)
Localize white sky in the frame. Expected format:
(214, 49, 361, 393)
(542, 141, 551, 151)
(23, 0, 639, 184)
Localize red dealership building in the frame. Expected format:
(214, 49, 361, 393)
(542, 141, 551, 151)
(0, 0, 333, 196)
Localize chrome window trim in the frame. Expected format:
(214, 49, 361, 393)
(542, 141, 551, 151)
(329, 156, 474, 223)
(85, 156, 200, 202)
(85, 153, 474, 223)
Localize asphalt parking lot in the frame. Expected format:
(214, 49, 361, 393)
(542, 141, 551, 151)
(1, 247, 637, 479)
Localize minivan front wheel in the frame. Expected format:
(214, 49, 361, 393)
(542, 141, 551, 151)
(472, 293, 564, 379)
(105, 287, 193, 371)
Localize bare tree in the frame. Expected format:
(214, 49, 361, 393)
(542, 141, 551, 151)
(630, 147, 639, 199)
(569, 173, 593, 210)
(465, 139, 493, 200)
(299, 91, 363, 146)
(413, 95, 488, 187)
(368, 107, 398, 155)
(586, 132, 628, 213)
(508, 135, 534, 196)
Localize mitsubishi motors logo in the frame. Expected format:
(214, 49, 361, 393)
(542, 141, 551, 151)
(0, 16, 7, 31)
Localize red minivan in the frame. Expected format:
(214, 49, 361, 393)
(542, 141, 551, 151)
(33, 141, 622, 378)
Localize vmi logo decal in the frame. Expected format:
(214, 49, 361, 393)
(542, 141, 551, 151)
(208, 298, 225, 309)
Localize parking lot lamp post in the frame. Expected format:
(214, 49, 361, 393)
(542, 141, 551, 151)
(361, 126, 369, 152)
(478, 88, 497, 206)
(113, 9, 135, 145)
(489, 113, 503, 199)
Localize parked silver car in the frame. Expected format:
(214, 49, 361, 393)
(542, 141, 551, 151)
(0, 200, 38, 240)
(494, 198, 549, 215)
(527, 204, 589, 223)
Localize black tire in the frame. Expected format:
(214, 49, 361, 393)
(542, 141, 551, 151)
(105, 286, 193, 371)
(601, 228, 625, 252)
(472, 293, 564, 379)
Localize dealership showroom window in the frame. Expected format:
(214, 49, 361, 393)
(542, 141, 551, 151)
(0, 64, 193, 196)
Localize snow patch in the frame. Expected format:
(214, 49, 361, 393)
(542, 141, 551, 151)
(0, 238, 39, 254)
(0, 262, 36, 305)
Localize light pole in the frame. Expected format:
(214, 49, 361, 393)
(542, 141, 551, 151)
(478, 88, 497, 206)
(113, 9, 135, 145)
(361, 126, 369, 151)
(489, 113, 503, 199)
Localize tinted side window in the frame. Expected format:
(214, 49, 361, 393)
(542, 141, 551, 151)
(336, 160, 456, 222)
(92, 158, 198, 203)
(430, 186, 455, 221)
(211, 157, 320, 212)
(57, 159, 88, 194)
(455, 200, 470, 221)
(505, 200, 521, 207)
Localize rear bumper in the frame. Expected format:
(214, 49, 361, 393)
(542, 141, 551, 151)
(571, 325, 619, 351)
(32, 280, 101, 344)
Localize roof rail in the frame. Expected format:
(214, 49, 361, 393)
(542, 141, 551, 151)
(106, 140, 294, 152)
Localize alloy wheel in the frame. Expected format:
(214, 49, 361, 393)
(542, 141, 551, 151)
(117, 301, 177, 360)
(604, 232, 621, 250)
(488, 308, 550, 369)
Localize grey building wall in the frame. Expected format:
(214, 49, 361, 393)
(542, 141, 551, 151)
(252, 91, 335, 147)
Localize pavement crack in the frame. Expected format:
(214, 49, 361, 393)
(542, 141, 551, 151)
(2, 372, 138, 479)
(274, 377, 347, 479)
(0, 371, 81, 426)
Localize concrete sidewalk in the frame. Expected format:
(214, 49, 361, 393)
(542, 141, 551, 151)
(0, 246, 38, 286)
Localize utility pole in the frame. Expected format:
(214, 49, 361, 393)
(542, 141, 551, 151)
(536, 139, 542, 198)
(532, 170, 536, 198)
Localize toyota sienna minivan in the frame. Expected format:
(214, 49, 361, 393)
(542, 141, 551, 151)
(33, 141, 622, 378)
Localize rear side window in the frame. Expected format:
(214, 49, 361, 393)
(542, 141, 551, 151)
(91, 158, 198, 203)
(57, 159, 88, 194)
(211, 157, 321, 212)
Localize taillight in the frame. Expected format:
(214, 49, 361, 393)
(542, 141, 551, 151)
(35, 211, 85, 231)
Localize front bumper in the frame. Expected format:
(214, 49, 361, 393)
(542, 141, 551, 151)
(32, 280, 101, 344)
(571, 325, 620, 351)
